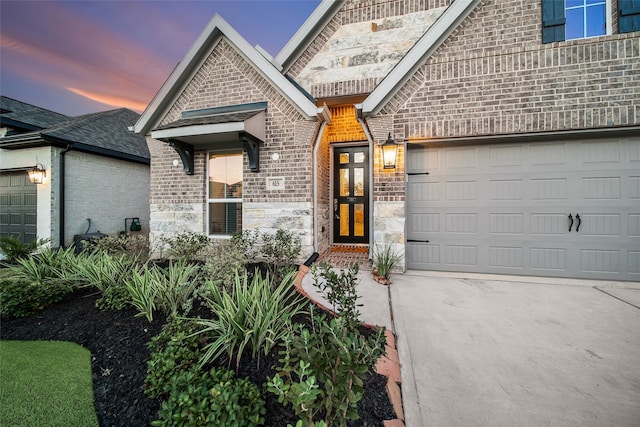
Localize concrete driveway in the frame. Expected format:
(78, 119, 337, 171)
(390, 272, 640, 427)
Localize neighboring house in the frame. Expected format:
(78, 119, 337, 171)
(1, 96, 150, 248)
(135, 0, 639, 281)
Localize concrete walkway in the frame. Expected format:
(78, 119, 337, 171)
(390, 271, 640, 427)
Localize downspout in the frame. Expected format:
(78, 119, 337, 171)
(59, 144, 72, 248)
(312, 121, 327, 253)
(356, 111, 375, 259)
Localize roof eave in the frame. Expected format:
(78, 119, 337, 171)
(359, 0, 482, 116)
(135, 14, 318, 136)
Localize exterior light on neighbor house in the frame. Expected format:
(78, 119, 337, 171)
(381, 133, 399, 169)
(28, 163, 46, 184)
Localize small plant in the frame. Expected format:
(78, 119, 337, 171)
(372, 242, 403, 284)
(0, 236, 49, 262)
(145, 317, 206, 399)
(160, 232, 209, 261)
(199, 239, 247, 292)
(268, 310, 385, 427)
(152, 367, 266, 427)
(311, 262, 361, 328)
(125, 261, 200, 322)
(0, 278, 72, 317)
(196, 269, 305, 369)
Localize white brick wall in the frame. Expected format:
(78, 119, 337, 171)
(64, 150, 150, 245)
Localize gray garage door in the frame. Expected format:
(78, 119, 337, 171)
(406, 137, 640, 281)
(0, 171, 37, 244)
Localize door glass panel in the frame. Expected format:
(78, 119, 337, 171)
(354, 168, 364, 196)
(354, 152, 365, 163)
(354, 204, 364, 237)
(339, 153, 350, 164)
(340, 204, 349, 236)
(340, 168, 350, 196)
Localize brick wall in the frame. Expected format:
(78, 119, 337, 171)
(386, 0, 640, 138)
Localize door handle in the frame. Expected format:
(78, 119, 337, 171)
(576, 214, 581, 232)
(568, 214, 573, 232)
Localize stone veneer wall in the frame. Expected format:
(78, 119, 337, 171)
(286, 0, 452, 99)
(373, 201, 405, 270)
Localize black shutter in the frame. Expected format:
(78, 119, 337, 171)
(542, 0, 566, 43)
(619, 0, 640, 33)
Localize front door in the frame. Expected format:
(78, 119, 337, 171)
(333, 146, 369, 244)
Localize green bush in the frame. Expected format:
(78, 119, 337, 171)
(8, 246, 81, 286)
(0, 236, 48, 262)
(196, 269, 305, 369)
(145, 317, 206, 399)
(126, 261, 200, 322)
(0, 278, 72, 317)
(311, 262, 361, 329)
(232, 229, 301, 282)
(199, 239, 247, 292)
(152, 367, 266, 427)
(268, 311, 385, 427)
(84, 234, 150, 262)
(160, 232, 209, 261)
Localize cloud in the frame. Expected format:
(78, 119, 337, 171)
(66, 87, 148, 112)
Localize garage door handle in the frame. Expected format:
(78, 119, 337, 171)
(407, 239, 430, 243)
(576, 214, 581, 232)
(568, 214, 573, 232)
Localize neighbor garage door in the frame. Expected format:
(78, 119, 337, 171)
(406, 137, 640, 281)
(0, 171, 37, 244)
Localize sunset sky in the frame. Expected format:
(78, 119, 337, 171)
(0, 0, 320, 116)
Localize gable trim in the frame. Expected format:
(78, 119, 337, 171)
(134, 15, 318, 136)
(358, 0, 482, 116)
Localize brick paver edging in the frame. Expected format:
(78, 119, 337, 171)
(294, 265, 405, 426)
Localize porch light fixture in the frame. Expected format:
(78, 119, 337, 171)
(28, 163, 46, 184)
(381, 133, 399, 169)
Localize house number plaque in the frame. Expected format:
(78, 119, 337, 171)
(266, 176, 285, 191)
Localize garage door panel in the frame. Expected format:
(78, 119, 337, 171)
(406, 138, 638, 281)
(0, 171, 38, 244)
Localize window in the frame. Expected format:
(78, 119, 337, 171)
(207, 152, 242, 236)
(542, 0, 612, 43)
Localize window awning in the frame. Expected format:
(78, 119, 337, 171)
(150, 102, 266, 174)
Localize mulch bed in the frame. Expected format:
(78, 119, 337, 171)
(1, 288, 394, 426)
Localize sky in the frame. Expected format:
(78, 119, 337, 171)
(0, 0, 321, 116)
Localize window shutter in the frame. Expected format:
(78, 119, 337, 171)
(542, 0, 566, 43)
(619, 0, 640, 33)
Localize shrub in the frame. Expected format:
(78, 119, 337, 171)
(268, 311, 385, 427)
(199, 239, 247, 292)
(0, 236, 48, 262)
(311, 262, 361, 328)
(196, 269, 305, 369)
(126, 261, 200, 322)
(160, 232, 209, 261)
(73, 252, 139, 310)
(232, 229, 301, 282)
(145, 317, 206, 399)
(0, 278, 72, 317)
(152, 367, 266, 427)
(84, 234, 150, 262)
(6, 246, 81, 287)
(372, 242, 403, 281)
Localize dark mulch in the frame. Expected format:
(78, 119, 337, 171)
(1, 288, 395, 426)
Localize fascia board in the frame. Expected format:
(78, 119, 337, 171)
(136, 14, 317, 136)
(151, 122, 245, 140)
(275, 0, 345, 72)
(360, 0, 481, 115)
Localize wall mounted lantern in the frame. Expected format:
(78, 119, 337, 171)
(28, 163, 46, 184)
(381, 133, 399, 169)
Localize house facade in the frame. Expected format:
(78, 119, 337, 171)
(1, 97, 150, 248)
(135, 0, 640, 281)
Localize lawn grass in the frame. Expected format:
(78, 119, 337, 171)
(0, 340, 99, 427)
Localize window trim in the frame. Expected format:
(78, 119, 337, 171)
(206, 150, 243, 238)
